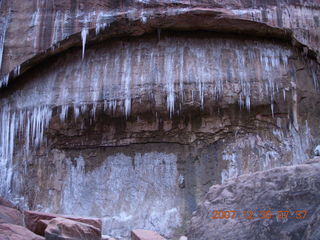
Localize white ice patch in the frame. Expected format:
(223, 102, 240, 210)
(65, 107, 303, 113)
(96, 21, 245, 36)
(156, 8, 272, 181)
(314, 145, 320, 156)
(81, 27, 89, 59)
(61, 152, 182, 239)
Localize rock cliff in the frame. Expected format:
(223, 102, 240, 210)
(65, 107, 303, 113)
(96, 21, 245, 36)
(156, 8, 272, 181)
(0, 0, 319, 239)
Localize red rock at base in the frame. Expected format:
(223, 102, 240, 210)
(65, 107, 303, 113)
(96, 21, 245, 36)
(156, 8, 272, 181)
(0, 197, 16, 209)
(131, 229, 167, 240)
(44, 217, 101, 240)
(24, 210, 101, 236)
(0, 205, 23, 226)
(0, 223, 44, 240)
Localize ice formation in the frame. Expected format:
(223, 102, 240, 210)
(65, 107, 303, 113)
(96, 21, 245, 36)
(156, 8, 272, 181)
(314, 145, 320, 156)
(0, 73, 9, 87)
(81, 27, 89, 59)
(0, 11, 10, 71)
(0, 34, 319, 198)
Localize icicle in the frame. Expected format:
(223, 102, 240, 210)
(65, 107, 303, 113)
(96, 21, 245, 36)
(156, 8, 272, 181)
(239, 93, 243, 110)
(25, 114, 30, 156)
(95, 12, 112, 35)
(236, 50, 250, 111)
(29, 106, 52, 147)
(0, 74, 9, 88)
(123, 49, 132, 118)
(179, 48, 184, 102)
(74, 104, 80, 119)
(245, 95, 251, 111)
(52, 11, 62, 44)
(13, 65, 21, 77)
(31, 8, 40, 49)
(81, 27, 89, 60)
(60, 105, 69, 121)
(92, 103, 97, 119)
(0, 11, 10, 72)
(165, 50, 175, 118)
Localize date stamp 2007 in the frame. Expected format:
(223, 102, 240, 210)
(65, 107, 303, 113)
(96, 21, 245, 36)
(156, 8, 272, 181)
(210, 210, 308, 220)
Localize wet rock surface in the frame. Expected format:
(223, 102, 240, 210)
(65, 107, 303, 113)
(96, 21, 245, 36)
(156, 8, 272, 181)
(189, 157, 320, 240)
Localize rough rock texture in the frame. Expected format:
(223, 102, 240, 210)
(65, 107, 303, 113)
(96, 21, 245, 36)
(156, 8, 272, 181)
(44, 217, 101, 240)
(0, 0, 320, 77)
(189, 157, 320, 240)
(0, 197, 17, 209)
(0, 1, 319, 239)
(0, 205, 23, 225)
(131, 229, 167, 240)
(0, 223, 44, 240)
(24, 210, 102, 236)
(0, 30, 319, 239)
(0, 197, 23, 226)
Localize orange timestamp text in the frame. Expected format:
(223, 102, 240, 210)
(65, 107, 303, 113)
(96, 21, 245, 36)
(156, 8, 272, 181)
(210, 210, 308, 220)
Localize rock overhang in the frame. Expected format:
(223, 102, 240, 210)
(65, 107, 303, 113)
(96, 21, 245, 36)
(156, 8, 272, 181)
(1, 7, 319, 91)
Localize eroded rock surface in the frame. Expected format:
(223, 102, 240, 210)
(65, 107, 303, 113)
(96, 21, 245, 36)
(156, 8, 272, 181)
(24, 210, 101, 236)
(0, 0, 320, 76)
(0, 223, 44, 240)
(0, 1, 319, 240)
(189, 157, 320, 240)
(0, 205, 23, 226)
(131, 229, 167, 240)
(44, 217, 101, 240)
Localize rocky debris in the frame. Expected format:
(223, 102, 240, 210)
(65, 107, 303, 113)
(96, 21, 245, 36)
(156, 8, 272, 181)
(44, 217, 101, 240)
(131, 229, 167, 240)
(189, 158, 320, 240)
(179, 236, 187, 240)
(24, 210, 101, 236)
(0, 205, 23, 225)
(0, 223, 44, 240)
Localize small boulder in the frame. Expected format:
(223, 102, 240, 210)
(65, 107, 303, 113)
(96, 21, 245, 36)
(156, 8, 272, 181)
(131, 229, 167, 240)
(44, 217, 101, 240)
(24, 210, 101, 236)
(0, 205, 23, 225)
(0, 223, 44, 240)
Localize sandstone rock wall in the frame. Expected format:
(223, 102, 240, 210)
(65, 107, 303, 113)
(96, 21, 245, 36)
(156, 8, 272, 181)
(0, 0, 319, 239)
(0, 0, 320, 76)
